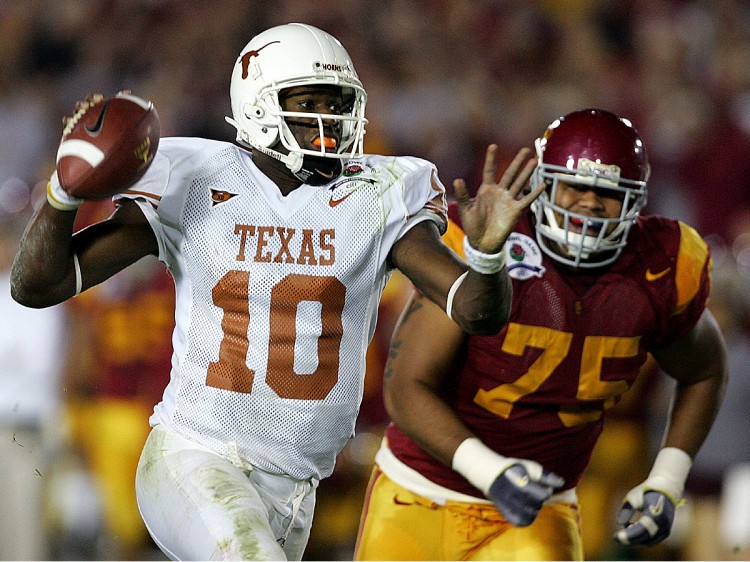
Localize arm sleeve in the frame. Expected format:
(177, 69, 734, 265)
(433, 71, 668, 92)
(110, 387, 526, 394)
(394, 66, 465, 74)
(113, 150, 172, 263)
(656, 221, 713, 347)
(396, 157, 448, 238)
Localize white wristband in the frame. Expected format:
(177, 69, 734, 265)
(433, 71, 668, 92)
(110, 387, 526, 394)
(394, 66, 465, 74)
(446, 271, 469, 322)
(463, 236, 506, 274)
(647, 447, 693, 502)
(46, 171, 82, 211)
(452, 437, 514, 495)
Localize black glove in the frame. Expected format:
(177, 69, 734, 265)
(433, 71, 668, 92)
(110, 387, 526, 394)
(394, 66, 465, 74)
(613, 447, 692, 547)
(614, 489, 676, 546)
(488, 462, 564, 527)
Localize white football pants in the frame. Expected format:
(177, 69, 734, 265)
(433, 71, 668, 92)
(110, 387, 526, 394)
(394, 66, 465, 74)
(135, 424, 318, 561)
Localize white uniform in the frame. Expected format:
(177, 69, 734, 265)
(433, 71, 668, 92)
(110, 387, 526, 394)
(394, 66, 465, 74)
(119, 137, 446, 560)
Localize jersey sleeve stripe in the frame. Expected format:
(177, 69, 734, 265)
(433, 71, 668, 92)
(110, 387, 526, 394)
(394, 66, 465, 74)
(122, 189, 163, 202)
(674, 221, 710, 315)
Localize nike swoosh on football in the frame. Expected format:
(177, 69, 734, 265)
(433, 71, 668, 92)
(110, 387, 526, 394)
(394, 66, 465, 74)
(645, 267, 671, 281)
(329, 192, 354, 207)
(84, 101, 110, 137)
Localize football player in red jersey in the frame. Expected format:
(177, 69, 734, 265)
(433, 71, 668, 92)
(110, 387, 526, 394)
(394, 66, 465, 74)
(354, 109, 728, 561)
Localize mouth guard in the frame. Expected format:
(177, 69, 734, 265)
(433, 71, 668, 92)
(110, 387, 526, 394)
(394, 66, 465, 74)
(313, 136, 337, 149)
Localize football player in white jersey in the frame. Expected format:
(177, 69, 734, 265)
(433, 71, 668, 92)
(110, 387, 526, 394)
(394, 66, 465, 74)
(11, 23, 543, 561)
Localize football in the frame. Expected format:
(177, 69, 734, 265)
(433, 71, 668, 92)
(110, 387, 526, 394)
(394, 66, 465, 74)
(56, 92, 160, 199)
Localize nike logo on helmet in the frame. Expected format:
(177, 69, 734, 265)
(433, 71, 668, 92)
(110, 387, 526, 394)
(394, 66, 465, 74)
(84, 101, 109, 137)
(645, 267, 671, 281)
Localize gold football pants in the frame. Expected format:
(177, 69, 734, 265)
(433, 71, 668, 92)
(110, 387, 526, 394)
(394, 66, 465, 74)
(355, 467, 584, 561)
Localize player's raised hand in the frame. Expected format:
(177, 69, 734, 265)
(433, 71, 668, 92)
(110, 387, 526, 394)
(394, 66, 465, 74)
(454, 145, 545, 255)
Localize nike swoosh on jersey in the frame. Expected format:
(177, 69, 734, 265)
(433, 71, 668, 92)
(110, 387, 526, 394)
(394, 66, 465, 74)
(329, 191, 354, 207)
(84, 101, 109, 137)
(645, 267, 671, 281)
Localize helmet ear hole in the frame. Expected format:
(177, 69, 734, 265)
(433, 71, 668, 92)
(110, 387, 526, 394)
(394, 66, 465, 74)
(233, 102, 279, 149)
(243, 104, 265, 120)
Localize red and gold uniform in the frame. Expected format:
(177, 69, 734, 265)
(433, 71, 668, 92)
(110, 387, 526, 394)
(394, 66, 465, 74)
(356, 205, 712, 560)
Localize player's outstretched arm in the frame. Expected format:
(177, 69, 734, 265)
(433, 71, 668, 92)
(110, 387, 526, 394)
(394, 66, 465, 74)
(390, 147, 544, 335)
(614, 309, 727, 546)
(383, 291, 563, 526)
(11, 197, 156, 308)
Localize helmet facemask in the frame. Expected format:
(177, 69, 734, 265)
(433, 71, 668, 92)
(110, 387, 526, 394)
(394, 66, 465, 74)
(273, 86, 364, 184)
(532, 156, 647, 268)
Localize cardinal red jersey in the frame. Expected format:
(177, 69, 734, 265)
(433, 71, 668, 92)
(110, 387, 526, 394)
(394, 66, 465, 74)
(386, 205, 712, 497)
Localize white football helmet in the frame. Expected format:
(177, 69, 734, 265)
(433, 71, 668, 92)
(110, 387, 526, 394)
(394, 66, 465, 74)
(531, 109, 649, 268)
(226, 23, 368, 184)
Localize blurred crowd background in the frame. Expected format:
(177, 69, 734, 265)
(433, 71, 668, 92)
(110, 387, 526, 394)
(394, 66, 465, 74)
(1, 0, 750, 560)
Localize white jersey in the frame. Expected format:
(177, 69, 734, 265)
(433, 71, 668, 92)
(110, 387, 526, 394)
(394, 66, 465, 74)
(116, 137, 446, 480)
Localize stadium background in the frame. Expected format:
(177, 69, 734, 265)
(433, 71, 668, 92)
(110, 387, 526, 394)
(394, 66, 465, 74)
(1, 1, 749, 560)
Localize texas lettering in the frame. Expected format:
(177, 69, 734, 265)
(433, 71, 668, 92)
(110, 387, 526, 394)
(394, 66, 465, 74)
(233, 224, 335, 266)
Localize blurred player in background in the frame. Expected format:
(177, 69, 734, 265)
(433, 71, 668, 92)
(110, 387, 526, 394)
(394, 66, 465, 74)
(0, 215, 67, 560)
(355, 109, 727, 561)
(56, 199, 173, 560)
(10, 23, 542, 561)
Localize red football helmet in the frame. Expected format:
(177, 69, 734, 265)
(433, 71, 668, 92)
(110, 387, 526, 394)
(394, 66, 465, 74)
(531, 109, 649, 268)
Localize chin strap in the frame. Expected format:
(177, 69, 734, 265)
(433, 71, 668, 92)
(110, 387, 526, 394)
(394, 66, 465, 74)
(293, 155, 342, 186)
(228, 115, 346, 186)
(242, 139, 343, 186)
